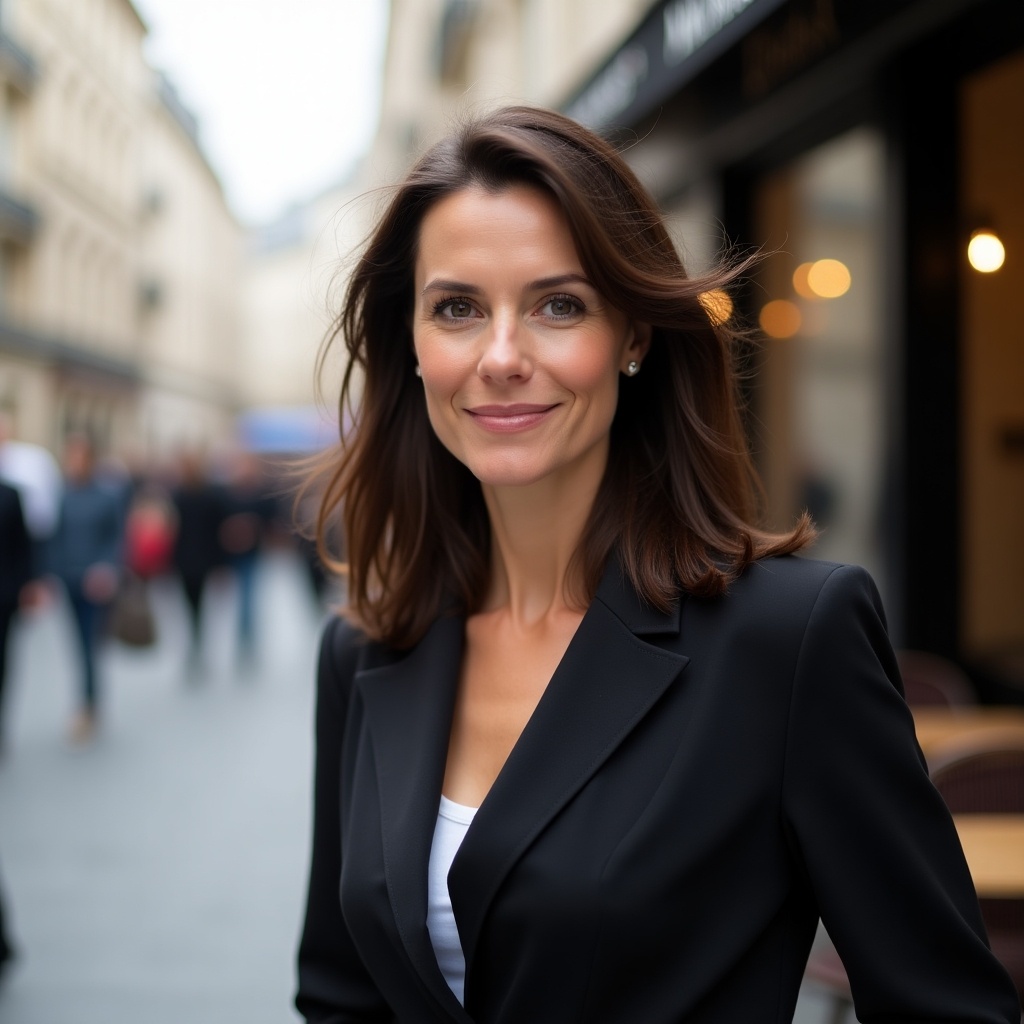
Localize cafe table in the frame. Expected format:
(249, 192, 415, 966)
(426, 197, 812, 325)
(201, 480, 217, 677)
(911, 706, 1024, 762)
(908, 707, 1024, 899)
(953, 814, 1024, 898)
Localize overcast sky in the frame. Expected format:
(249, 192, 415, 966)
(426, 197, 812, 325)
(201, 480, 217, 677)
(132, 0, 390, 226)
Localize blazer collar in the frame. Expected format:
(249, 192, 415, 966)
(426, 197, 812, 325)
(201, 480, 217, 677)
(354, 557, 688, 1021)
(593, 552, 682, 636)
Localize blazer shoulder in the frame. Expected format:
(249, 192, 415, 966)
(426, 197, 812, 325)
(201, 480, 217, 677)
(316, 614, 368, 700)
(316, 613, 408, 696)
(734, 554, 877, 602)
(715, 555, 885, 640)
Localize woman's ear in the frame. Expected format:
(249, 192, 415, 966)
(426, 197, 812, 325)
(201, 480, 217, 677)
(623, 321, 652, 372)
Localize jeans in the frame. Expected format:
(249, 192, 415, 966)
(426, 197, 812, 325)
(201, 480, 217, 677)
(66, 585, 103, 713)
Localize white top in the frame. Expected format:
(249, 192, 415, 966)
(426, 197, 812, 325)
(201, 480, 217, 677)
(426, 794, 478, 1006)
(0, 440, 62, 539)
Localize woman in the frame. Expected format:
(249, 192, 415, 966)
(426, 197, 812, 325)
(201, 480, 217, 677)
(296, 107, 1018, 1022)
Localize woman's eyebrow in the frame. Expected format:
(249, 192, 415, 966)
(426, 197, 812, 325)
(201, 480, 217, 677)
(420, 272, 592, 296)
(529, 273, 592, 291)
(421, 278, 480, 296)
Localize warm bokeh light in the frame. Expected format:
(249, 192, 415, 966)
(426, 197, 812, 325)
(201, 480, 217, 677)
(806, 258, 851, 298)
(698, 288, 734, 325)
(759, 299, 802, 338)
(967, 230, 1005, 273)
(792, 262, 817, 299)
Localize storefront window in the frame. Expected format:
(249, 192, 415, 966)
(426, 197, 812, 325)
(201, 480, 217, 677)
(960, 48, 1024, 678)
(751, 127, 888, 598)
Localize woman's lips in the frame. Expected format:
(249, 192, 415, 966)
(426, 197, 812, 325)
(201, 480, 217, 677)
(466, 404, 557, 433)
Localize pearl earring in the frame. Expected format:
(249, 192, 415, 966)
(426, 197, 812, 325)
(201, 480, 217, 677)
(626, 360, 640, 376)
(414, 364, 422, 377)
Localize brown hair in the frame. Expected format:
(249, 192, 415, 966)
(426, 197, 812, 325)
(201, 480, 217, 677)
(309, 105, 814, 647)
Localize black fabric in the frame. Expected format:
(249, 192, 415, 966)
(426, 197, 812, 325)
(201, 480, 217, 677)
(171, 483, 229, 582)
(0, 483, 31, 738)
(296, 555, 1020, 1023)
(0, 482, 32, 604)
(0, 860, 14, 971)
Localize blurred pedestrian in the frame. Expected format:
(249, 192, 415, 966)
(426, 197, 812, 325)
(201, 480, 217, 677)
(170, 449, 228, 676)
(0, 859, 14, 979)
(292, 489, 331, 607)
(219, 451, 276, 667)
(0, 481, 32, 756)
(0, 411, 62, 567)
(46, 434, 125, 743)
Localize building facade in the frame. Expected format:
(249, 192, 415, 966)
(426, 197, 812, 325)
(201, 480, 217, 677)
(370, 0, 1024, 693)
(0, 0, 242, 463)
(369, 0, 652, 179)
(137, 72, 241, 456)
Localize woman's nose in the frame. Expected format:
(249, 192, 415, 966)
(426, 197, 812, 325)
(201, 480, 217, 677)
(476, 317, 532, 382)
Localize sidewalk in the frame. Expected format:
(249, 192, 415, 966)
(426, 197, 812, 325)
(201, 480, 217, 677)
(0, 549, 327, 1024)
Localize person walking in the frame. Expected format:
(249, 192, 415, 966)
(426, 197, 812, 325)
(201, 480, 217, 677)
(0, 859, 15, 981)
(0, 411, 61, 570)
(46, 434, 124, 743)
(170, 449, 228, 677)
(0, 480, 32, 755)
(219, 451, 276, 668)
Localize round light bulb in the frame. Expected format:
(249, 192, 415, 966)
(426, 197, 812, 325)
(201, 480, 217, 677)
(792, 262, 817, 300)
(968, 231, 1005, 273)
(759, 299, 801, 339)
(806, 259, 851, 299)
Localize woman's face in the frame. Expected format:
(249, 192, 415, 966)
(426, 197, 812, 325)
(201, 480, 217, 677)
(412, 184, 647, 492)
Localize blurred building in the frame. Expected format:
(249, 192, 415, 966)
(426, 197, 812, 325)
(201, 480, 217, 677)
(0, 0, 241, 461)
(370, 0, 1024, 690)
(137, 71, 241, 456)
(241, 179, 372, 430)
(369, 0, 652, 179)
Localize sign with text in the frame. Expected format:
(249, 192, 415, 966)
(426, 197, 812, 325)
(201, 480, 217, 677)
(564, 0, 786, 128)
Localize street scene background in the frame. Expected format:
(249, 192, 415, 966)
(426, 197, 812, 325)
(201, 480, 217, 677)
(1, 549, 328, 1023)
(1, 0, 1022, 1020)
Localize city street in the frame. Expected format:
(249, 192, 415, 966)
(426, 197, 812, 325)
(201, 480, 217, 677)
(0, 549, 327, 1024)
(0, 549, 830, 1024)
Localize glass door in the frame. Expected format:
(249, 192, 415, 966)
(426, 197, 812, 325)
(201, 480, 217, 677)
(750, 127, 889, 601)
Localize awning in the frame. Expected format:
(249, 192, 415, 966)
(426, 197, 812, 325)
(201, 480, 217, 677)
(237, 407, 339, 454)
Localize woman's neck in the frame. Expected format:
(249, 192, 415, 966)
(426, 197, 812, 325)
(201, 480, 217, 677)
(480, 461, 604, 627)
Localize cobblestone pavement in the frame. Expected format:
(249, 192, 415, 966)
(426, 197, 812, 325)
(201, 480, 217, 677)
(0, 549, 829, 1024)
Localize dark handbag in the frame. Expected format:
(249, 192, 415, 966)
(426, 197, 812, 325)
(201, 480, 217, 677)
(109, 573, 156, 647)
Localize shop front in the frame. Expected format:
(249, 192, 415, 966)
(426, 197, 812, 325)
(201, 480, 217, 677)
(564, 0, 1024, 694)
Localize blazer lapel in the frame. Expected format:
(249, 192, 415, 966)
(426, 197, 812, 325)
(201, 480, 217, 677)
(354, 613, 474, 1022)
(449, 560, 689, 985)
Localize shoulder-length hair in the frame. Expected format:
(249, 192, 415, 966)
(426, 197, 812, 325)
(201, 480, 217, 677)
(308, 105, 814, 647)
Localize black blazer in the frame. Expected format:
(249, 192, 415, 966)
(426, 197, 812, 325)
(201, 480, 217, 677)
(296, 556, 1019, 1023)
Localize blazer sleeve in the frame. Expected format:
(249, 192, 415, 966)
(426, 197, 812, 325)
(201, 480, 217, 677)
(295, 616, 396, 1023)
(782, 564, 1019, 1023)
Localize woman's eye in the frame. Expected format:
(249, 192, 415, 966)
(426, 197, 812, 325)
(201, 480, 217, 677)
(542, 295, 582, 318)
(439, 299, 475, 319)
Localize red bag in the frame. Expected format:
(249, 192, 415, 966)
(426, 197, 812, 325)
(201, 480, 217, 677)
(126, 507, 174, 578)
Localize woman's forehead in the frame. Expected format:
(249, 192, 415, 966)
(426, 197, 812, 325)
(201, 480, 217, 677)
(414, 185, 583, 284)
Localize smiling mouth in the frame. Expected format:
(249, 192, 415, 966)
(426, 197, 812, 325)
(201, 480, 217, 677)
(466, 404, 557, 433)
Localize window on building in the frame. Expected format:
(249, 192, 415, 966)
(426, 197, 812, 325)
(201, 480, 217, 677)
(960, 47, 1024, 676)
(750, 127, 889, 599)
